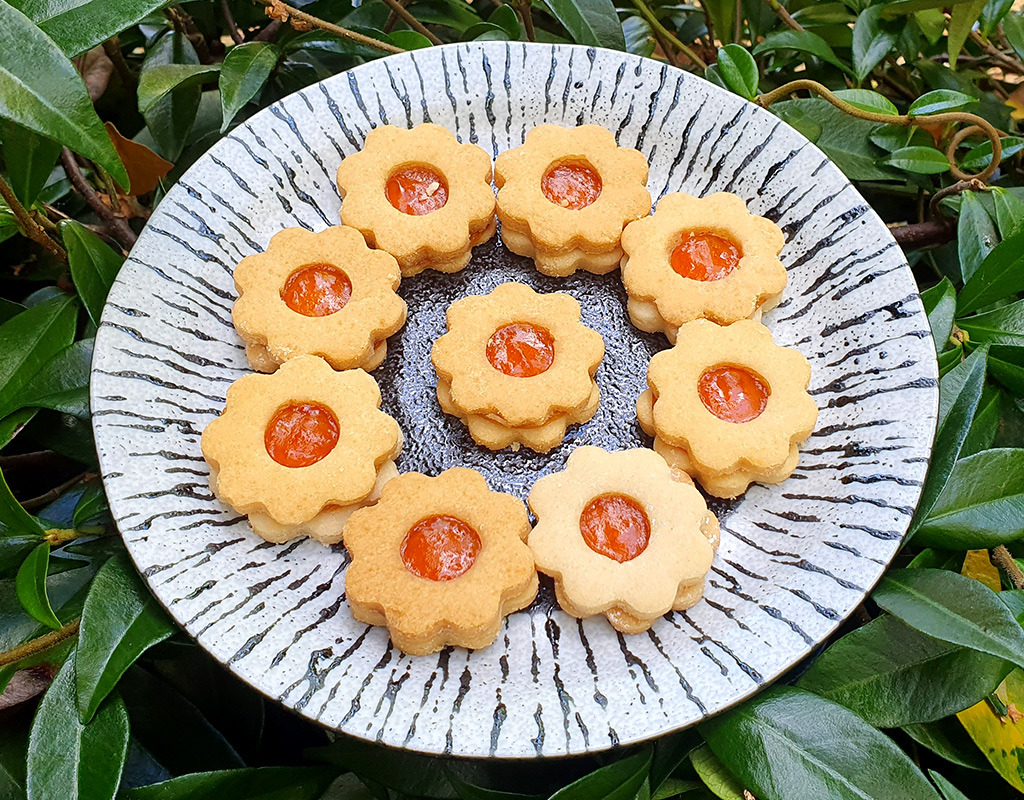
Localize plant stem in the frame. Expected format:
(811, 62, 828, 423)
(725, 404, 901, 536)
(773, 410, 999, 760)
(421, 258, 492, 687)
(102, 37, 137, 91)
(377, 0, 443, 44)
(969, 29, 1024, 75)
(631, 0, 708, 70)
(889, 218, 955, 249)
(254, 0, 403, 54)
(60, 148, 137, 252)
(0, 619, 81, 668)
(221, 0, 245, 44)
(515, 0, 536, 42)
(0, 174, 68, 264)
(45, 528, 80, 546)
(166, 5, 212, 63)
(22, 471, 89, 512)
(254, 19, 283, 41)
(992, 545, 1024, 590)
(762, 0, 803, 31)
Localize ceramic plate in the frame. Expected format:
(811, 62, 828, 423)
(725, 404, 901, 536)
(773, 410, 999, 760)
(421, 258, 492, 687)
(91, 41, 938, 758)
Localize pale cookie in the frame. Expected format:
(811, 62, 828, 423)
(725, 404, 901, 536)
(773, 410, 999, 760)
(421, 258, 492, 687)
(495, 125, 650, 276)
(232, 226, 406, 373)
(343, 468, 538, 655)
(201, 355, 402, 544)
(640, 318, 817, 498)
(528, 447, 719, 634)
(431, 282, 604, 452)
(621, 192, 787, 343)
(336, 124, 496, 276)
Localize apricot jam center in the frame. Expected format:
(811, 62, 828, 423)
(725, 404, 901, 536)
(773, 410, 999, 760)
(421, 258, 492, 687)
(579, 494, 651, 563)
(264, 402, 340, 468)
(485, 323, 556, 378)
(671, 232, 741, 281)
(542, 162, 602, 210)
(281, 264, 352, 317)
(698, 366, 770, 423)
(401, 515, 481, 581)
(386, 166, 448, 215)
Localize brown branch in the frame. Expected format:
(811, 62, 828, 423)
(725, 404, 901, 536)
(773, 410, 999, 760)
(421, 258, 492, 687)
(0, 174, 68, 264)
(631, 0, 708, 69)
(253, 0, 403, 53)
(969, 29, 1024, 75)
(22, 471, 89, 512)
(992, 545, 1024, 590)
(0, 619, 80, 668)
(221, 0, 245, 44)
(102, 36, 137, 91)
(377, 0, 443, 44)
(60, 148, 137, 252)
(165, 5, 212, 63)
(514, 0, 536, 42)
(254, 19, 283, 41)
(762, 0, 803, 31)
(889, 219, 955, 249)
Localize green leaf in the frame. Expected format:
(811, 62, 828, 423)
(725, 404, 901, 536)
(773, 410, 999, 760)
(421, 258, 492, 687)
(834, 88, 899, 116)
(798, 612, 1012, 727)
(75, 552, 176, 723)
(920, 277, 956, 351)
(0, 120, 61, 208)
(928, 771, 970, 800)
(463, 21, 511, 40)
(543, 0, 625, 50)
(988, 345, 1024, 395)
(716, 44, 758, 100)
(883, 146, 951, 174)
(915, 449, 1024, 548)
(0, 1, 126, 186)
(4, 338, 93, 421)
(141, 32, 201, 161)
(958, 191, 998, 282)
(0, 408, 37, 451)
(0, 464, 45, 539)
(689, 745, 744, 800)
(753, 30, 851, 73)
(139, 63, 220, 115)
(447, 769, 543, 800)
(26, 654, 129, 800)
(908, 89, 979, 116)
(874, 568, 1024, 670)
(949, 0, 989, 68)
(219, 42, 279, 132)
(0, 294, 77, 417)
(903, 719, 990, 770)
(979, 0, 1014, 36)
(489, 4, 521, 37)
(701, 0, 735, 44)
(1005, 11, 1024, 62)
(700, 686, 940, 800)
(958, 226, 1024, 314)
(10, 0, 171, 58)
(852, 4, 901, 82)
(62, 219, 123, 326)
(549, 750, 652, 800)
(622, 15, 655, 58)
(959, 298, 1024, 346)
(881, 0, 985, 16)
(961, 383, 1000, 457)
(15, 541, 61, 629)
(124, 767, 340, 800)
(991, 186, 1024, 237)
(388, 30, 434, 49)
(72, 484, 107, 529)
(771, 101, 822, 142)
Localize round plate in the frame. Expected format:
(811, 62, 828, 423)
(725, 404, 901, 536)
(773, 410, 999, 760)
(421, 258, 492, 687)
(91, 41, 938, 758)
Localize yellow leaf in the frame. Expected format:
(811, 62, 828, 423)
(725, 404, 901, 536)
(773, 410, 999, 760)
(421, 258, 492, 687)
(1006, 99, 1024, 121)
(958, 669, 1024, 791)
(963, 549, 1001, 592)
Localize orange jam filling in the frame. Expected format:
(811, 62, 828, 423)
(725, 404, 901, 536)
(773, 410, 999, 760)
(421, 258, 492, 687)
(671, 232, 741, 281)
(385, 165, 448, 215)
(542, 162, 602, 210)
(264, 402, 340, 468)
(579, 494, 651, 563)
(281, 264, 352, 317)
(485, 323, 556, 378)
(401, 515, 481, 581)
(698, 366, 770, 424)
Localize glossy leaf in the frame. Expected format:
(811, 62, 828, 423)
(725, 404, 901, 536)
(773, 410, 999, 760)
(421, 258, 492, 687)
(62, 220, 123, 326)
(219, 43, 279, 132)
(928, 771, 969, 800)
(949, 0, 989, 68)
(26, 655, 129, 800)
(958, 191, 998, 282)
(10, 0, 170, 58)
(991, 186, 1024, 238)
(834, 88, 899, 116)
(988, 345, 1024, 396)
(958, 227, 1024, 314)
(388, 30, 434, 49)
(1005, 11, 1024, 62)
(852, 4, 900, 82)
(549, 749, 651, 800)
(72, 484, 107, 528)
(5, 339, 93, 421)
(689, 745, 744, 800)
(960, 136, 1024, 173)
(0, 121, 61, 208)
(124, 767, 340, 800)
(0, 463, 45, 538)
(140, 32, 202, 161)
(874, 568, 1024, 670)
(920, 276, 956, 351)
(753, 30, 850, 73)
(979, 0, 1014, 36)
(883, 146, 951, 174)
(622, 15, 655, 58)
(543, 0, 625, 50)
(488, 5, 521, 38)
(958, 299, 1024, 346)
(957, 668, 1024, 790)
(139, 64, 220, 115)
(0, 408, 37, 453)
(701, 686, 940, 800)
(15, 542, 61, 629)
(716, 44, 758, 100)
(960, 384, 1000, 458)
(902, 718, 990, 771)
(908, 89, 979, 116)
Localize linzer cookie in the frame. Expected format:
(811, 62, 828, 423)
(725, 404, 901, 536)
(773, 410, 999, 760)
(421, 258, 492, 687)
(343, 468, 538, 655)
(232, 226, 406, 373)
(528, 447, 719, 634)
(495, 124, 651, 277)
(637, 319, 817, 498)
(201, 355, 402, 544)
(621, 192, 787, 343)
(336, 124, 496, 276)
(431, 282, 604, 453)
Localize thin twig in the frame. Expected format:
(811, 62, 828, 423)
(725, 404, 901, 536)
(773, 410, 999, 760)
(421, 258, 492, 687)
(102, 37, 137, 91)
(22, 472, 89, 512)
(992, 545, 1024, 590)
(253, 0, 403, 53)
(969, 29, 1024, 75)
(165, 5, 212, 63)
(651, 27, 679, 67)
(0, 174, 67, 264)
(376, 0, 442, 44)
(762, 0, 803, 31)
(221, 0, 245, 44)
(515, 0, 536, 42)
(929, 179, 985, 218)
(60, 148, 137, 252)
(889, 219, 955, 249)
(733, 0, 742, 42)
(631, 0, 708, 70)
(254, 19, 283, 41)
(0, 619, 81, 668)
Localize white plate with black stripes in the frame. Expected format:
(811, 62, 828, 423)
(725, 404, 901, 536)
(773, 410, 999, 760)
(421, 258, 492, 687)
(91, 42, 938, 758)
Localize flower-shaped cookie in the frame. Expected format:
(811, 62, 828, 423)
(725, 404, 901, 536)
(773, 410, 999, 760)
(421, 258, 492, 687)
(621, 192, 787, 343)
(528, 447, 719, 634)
(431, 282, 605, 453)
(343, 468, 538, 655)
(336, 124, 496, 276)
(495, 124, 651, 277)
(201, 355, 402, 544)
(232, 226, 406, 373)
(637, 319, 817, 498)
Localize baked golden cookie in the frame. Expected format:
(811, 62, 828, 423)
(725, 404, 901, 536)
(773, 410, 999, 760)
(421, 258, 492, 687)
(637, 319, 817, 498)
(201, 355, 402, 544)
(336, 124, 496, 276)
(621, 192, 787, 343)
(528, 447, 719, 634)
(495, 124, 651, 276)
(431, 282, 604, 453)
(343, 468, 538, 655)
(232, 226, 406, 373)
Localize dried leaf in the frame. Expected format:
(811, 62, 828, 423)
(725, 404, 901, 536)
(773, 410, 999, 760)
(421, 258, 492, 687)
(104, 122, 173, 196)
(962, 550, 1002, 592)
(73, 45, 113, 102)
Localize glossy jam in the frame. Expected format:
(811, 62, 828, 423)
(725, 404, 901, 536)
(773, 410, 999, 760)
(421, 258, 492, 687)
(385, 166, 448, 215)
(281, 264, 352, 317)
(264, 402, 340, 468)
(401, 515, 481, 581)
(485, 323, 556, 378)
(579, 494, 651, 563)
(698, 366, 770, 424)
(541, 162, 602, 210)
(671, 232, 741, 282)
